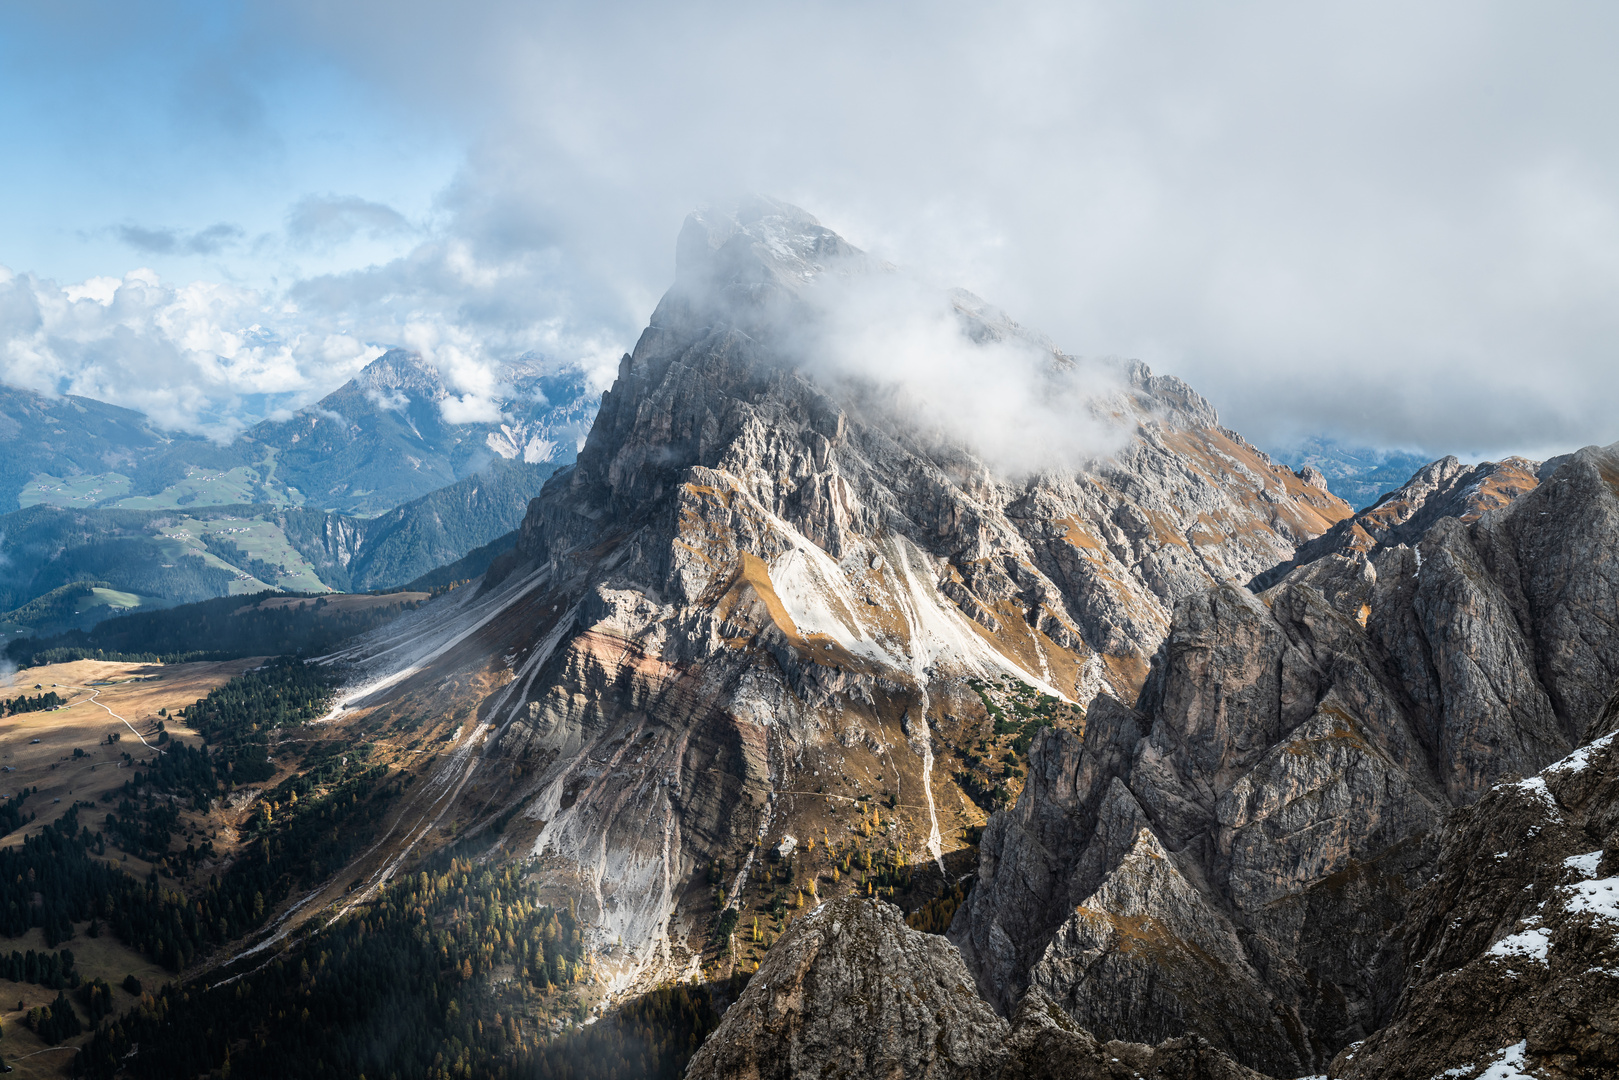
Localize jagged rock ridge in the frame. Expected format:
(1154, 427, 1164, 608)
(1251, 452, 1547, 590)
(685, 895, 1273, 1080)
(955, 441, 1619, 1074)
(1326, 695, 1619, 1080)
(324, 197, 1350, 999)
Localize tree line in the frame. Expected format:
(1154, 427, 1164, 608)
(6, 590, 421, 667)
(2, 690, 64, 716)
(74, 855, 598, 1079)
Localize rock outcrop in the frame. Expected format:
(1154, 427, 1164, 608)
(1251, 453, 1545, 591)
(685, 895, 1275, 1080)
(955, 441, 1619, 1075)
(684, 896, 1008, 1080)
(326, 198, 1351, 993)
(1329, 702, 1619, 1080)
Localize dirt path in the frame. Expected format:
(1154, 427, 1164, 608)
(72, 685, 164, 753)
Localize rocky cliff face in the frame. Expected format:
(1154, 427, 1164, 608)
(1329, 694, 1619, 1080)
(324, 198, 1350, 997)
(1251, 452, 1546, 591)
(686, 895, 1274, 1080)
(955, 442, 1619, 1074)
(313, 200, 1619, 1079)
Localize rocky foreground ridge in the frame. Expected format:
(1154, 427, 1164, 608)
(325, 197, 1350, 987)
(686, 895, 1269, 1080)
(952, 441, 1619, 1075)
(318, 200, 1619, 1079)
(1330, 713, 1619, 1079)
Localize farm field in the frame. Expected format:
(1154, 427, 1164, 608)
(15, 474, 134, 511)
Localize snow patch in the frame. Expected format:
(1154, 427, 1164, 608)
(1510, 775, 1561, 816)
(1485, 925, 1549, 964)
(1544, 732, 1615, 777)
(1476, 1041, 1534, 1080)
(1565, 875, 1619, 923)
(1564, 850, 1603, 880)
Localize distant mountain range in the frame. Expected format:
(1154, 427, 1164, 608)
(1265, 435, 1433, 510)
(0, 350, 597, 516)
(0, 352, 601, 636)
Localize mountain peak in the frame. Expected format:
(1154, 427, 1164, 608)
(351, 348, 449, 403)
(667, 198, 868, 323)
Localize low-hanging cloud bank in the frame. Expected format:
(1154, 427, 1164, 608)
(795, 271, 1132, 477)
(263, 0, 1619, 460)
(0, 266, 377, 437)
(0, 235, 625, 438)
(8, 0, 1619, 458)
(662, 200, 1133, 478)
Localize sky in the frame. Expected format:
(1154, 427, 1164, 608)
(2, 0, 1617, 458)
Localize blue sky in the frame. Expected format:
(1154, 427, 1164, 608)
(3, 1, 1619, 458)
(1, 3, 453, 287)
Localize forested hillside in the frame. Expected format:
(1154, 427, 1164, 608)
(6, 590, 424, 666)
(0, 458, 555, 634)
(0, 646, 748, 1080)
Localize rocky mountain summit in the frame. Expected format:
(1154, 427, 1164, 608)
(327, 197, 1349, 990)
(245, 350, 596, 514)
(319, 199, 1619, 1079)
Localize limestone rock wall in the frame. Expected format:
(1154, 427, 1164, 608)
(954, 442, 1619, 1075)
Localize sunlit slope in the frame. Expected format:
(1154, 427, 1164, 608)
(312, 201, 1352, 1004)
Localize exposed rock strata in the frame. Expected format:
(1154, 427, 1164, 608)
(955, 442, 1619, 1075)
(329, 198, 1350, 994)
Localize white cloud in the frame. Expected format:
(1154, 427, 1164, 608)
(793, 269, 1131, 477)
(0, 200, 627, 436)
(0, 266, 384, 438)
(61, 277, 121, 305)
(258, 0, 1619, 459)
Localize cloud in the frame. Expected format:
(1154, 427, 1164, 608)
(364, 387, 410, 412)
(254, 0, 1619, 460)
(12, 2, 1619, 461)
(188, 223, 246, 255)
(116, 222, 245, 256)
(798, 270, 1132, 477)
(0, 266, 384, 439)
(653, 201, 1130, 476)
(286, 194, 413, 248)
(0, 215, 624, 438)
(116, 226, 181, 254)
(283, 230, 630, 417)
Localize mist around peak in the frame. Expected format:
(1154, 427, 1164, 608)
(794, 271, 1133, 478)
(663, 200, 1135, 479)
